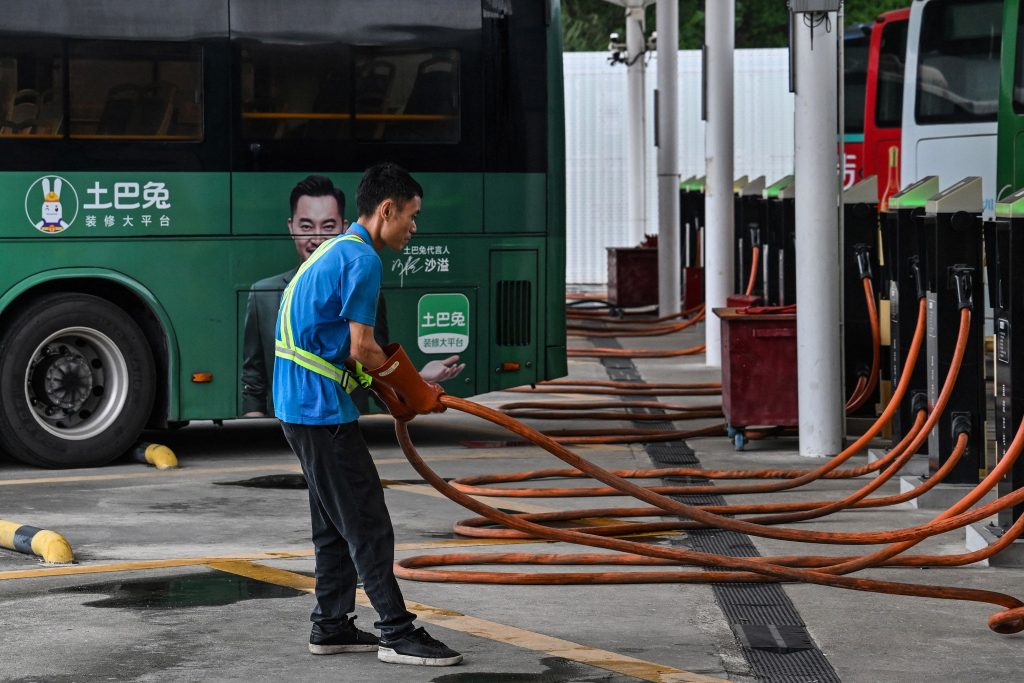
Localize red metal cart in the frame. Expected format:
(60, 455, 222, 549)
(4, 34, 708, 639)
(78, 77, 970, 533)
(713, 307, 799, 449)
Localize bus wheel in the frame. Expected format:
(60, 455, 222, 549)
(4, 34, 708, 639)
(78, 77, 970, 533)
(0, 293, 156, 468)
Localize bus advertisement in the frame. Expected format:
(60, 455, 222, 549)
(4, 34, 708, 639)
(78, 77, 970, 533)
(0, 0, 567, 468)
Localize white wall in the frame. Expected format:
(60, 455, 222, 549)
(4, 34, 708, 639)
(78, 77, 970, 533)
(564, 49, 795, 283)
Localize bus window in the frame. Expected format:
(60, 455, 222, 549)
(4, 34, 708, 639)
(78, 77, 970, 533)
(915, 0, 1002, 125)
(239, 44, 351, 141)
(0, 41, 64, 138)
(845, 36, 869, 135)
(355, 49, 460, 143)
(875, 19, 908, 128)
(69, 41, 203, 140)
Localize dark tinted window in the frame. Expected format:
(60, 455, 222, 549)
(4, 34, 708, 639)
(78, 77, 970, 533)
(875, 19, 908, 128)
(69, 41, 203, 139)
(2, 39, 203, 141)
(0, 40, 64, 138)
(239, 44, 350, 141)
(239, 45, 460, 144)
(845, 35, 869, 134)
(915, 0, 1002, 125)
(354, 49, 460, 143)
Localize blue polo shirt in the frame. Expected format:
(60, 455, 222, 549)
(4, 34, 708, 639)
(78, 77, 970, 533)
(273, 223, 381, 425)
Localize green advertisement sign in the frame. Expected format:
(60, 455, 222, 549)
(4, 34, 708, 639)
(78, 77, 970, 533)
(417, 293, 470, 354)
(1, 172, 229, 237)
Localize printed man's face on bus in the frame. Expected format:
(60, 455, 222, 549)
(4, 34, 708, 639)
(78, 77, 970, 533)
(380, 195, 421, 252)
(288, 194, 343, 262)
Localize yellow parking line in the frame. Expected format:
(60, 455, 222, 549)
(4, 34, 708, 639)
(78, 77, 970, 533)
(0, 551, 309, 581)
(210, 560, 725, 683)
(0, 537, 563, 583)
(0, 463, 302, 487)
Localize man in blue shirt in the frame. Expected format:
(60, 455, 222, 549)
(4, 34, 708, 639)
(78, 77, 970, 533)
(242, 179, 463, 417)
(273, 166, 462, 667)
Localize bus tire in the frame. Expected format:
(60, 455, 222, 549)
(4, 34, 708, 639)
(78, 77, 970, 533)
(0, 293, 156, 468)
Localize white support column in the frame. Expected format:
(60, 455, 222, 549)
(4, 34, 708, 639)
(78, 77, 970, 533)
(703, 0, 734, 367)
(656, 0, 680, 316)
(793, 12, 843, 456)
(625, 4, 648, 245)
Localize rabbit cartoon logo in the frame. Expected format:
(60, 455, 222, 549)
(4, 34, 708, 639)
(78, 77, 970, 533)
(25, 176, 79, 234)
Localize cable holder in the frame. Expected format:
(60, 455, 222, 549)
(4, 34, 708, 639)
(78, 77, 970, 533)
(950, 266, 974, 311)
(853, 244, 873, 280)
(952, 412, 973, 439)
(911, 392, 929, 416)
(910, 257, 926, 301)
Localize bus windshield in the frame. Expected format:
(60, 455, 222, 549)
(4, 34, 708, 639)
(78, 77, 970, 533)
(875, 18, 908, 129)
(915, 0, 1002, 125)
(845, 34, 869, 134)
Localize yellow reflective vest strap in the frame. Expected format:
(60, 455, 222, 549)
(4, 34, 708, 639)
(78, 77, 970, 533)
(274, 233, 367, 393)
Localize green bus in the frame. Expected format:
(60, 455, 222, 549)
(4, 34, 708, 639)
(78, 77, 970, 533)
(1000, 0, 1024, 192)
(0, 0, 567, 468)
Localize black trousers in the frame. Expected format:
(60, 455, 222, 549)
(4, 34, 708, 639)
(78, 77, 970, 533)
(281, 421, 416, 639)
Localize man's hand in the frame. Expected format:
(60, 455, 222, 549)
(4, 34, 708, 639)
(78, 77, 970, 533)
(242, 411, 267, 418)
(419, 355, 466, 383)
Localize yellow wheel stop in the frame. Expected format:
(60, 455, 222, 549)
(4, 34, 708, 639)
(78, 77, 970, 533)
(0, 520, 74, 564)
(133, 442, 178, 469)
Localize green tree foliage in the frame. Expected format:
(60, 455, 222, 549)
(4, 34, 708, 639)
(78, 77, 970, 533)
(563, 0, 911, 51)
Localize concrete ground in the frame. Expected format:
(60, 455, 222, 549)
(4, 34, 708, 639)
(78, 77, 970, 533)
(2, 314, 1023, 682)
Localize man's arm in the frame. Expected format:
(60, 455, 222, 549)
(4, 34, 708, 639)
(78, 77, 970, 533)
(349, 320, 388, 369)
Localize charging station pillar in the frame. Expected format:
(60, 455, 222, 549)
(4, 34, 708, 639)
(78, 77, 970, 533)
(922, 177, 984, 483)
(762, 176, 795, 307)
(986, 187, 1024, 527)
(704, 0, 735, 367)
(734, 176, 766, 298)
(680, 176, 706, 309)
(842, 176, 880, 418)
(881, 176, 938, 449)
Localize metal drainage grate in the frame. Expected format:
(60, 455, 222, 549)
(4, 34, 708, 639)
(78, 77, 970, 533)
(595, 341, 841, 683)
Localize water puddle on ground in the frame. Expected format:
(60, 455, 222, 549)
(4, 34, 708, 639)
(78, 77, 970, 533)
(55, 571, 305, 609)
(214, 474, 308, 489)
(432, 656, 635, 682)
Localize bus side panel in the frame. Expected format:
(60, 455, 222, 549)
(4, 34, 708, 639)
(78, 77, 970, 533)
(901, 0, 1000, 215)
(483, 173, 545, 233)
(0, 236, 295, 421)
(0, 172, 229, 238)
(232, 172, 484, 235)
(862, 9, 909, 199)
(489, 249, 539, 391)
(998, 0, 1022, 195)
(379, 286, 478, 399)
(916, 135, 998, 215)
(545, 0, 568, 380)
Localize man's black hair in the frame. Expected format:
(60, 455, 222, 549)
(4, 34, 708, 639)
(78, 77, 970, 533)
(290, 175, 346, 217)
(355, 162, 423, 218)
